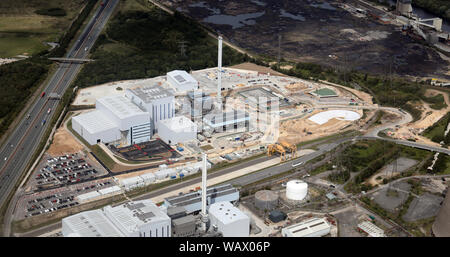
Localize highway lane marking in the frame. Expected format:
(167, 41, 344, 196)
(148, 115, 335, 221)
(0, 1, 115, 179)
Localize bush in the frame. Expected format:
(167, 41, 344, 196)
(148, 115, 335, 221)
(35, 8, 67, 17)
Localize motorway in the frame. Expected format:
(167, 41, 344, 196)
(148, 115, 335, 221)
(0, 0, 119, 219)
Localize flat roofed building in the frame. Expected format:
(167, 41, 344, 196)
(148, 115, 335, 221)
(164, 184, 239, 214)
(357, 221, 385, 237)
(72, 110, 120, 145)
(96, 95, 150, 131)
(281, 217, 331, 237)
(167, 70, 198, 92)
(72, 95, 151, 146)
(62, 209, 124, 237)
(208, 201, 250, 237)
(157, 116, 197, 145)
(203, 110, 250, 133)
(125, 85, 175, 129)
(103, 200, 171, 237)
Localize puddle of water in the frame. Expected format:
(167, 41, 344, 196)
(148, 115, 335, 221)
(310, 2, 337, 11)
(189, 1, 221, 15)
(203, 11, 266, 29)
(280, 9, 306, 21)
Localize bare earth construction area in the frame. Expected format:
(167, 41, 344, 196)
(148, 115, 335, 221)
(164, 0, 449, 79)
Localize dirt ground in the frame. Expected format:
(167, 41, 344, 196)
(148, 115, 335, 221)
(278, 109, 362, 144)
(47, 127, 84, 156)
(229, 62, 286, 76)
(393, 89, 450, 146)
(166, 0, 449, 79)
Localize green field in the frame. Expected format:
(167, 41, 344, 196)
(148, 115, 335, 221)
(0, 0, 86, 57)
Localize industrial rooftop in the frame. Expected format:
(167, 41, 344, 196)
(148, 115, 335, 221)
(127, 85, 173, 103)
(96, 95, 147, 120)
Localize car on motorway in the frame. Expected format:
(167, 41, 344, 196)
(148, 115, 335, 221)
(42, 119, 46, 126)
(84, 47, 88, 51)
(47, 108, 51, 114)
(40, 92, 46, 98)
(292, 161, 303, 167)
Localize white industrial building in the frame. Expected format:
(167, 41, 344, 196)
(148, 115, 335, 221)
(281, 217, 331, 237)
(119, 176, 145, 191)
(157, 116, 197, 145)
(358, 221, 385, 237)
(62, 209, 124, 237)
(203, 110, 250, 133)
(62, 200, 171, 237)
(208, 201, 250, 237)
(103, 200, 171, 237)
(166, 70, 198, 93)
(125, 85, 175, 131)
(72, 95, 151, 146)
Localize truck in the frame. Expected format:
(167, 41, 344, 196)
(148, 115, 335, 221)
(170, 175, 177, 179)
(41, 92, 46, 98)
(176, 146, 184, 151)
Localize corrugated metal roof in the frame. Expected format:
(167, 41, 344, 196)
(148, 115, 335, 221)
(72, 110, 118, 134)
(97, 95, 146, 120)
(127, 85, 173, 103)
(63, 210, 124, 237)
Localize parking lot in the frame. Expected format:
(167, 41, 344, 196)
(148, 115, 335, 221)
(31, 153, 107, 190)
(18, 177, 116, 219)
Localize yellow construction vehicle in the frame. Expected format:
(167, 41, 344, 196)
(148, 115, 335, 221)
(278, 140, 297, 158)
(267, 143, 286, 161)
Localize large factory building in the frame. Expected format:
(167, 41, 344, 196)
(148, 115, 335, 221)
(125, 85, 175, 132)
(62, 200, 171, 237)
(157, 116, 197, 145)
(72, 95, 151, 146)
(164, 184, 239, 214)
(167, 70, 198, 93)
(72, 84, 175, 146)
(208, 201, 250, 237)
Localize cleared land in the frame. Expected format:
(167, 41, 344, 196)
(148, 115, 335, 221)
(165, 0, 449, 78)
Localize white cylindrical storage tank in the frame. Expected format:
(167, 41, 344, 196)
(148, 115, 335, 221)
(286, 180, 308, 201)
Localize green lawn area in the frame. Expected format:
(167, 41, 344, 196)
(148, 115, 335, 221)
(0, 36, 48, 58)
(0, 0, 86, 57)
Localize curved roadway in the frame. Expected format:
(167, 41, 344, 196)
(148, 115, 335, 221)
(0, 0, 119, 210)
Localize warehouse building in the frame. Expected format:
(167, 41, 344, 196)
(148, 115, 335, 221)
(125, 85, 175, 132)
(203, 110, 250, 133)
(167, 70, 198, 93)
(281, 217, 331, 237)
(62, 209, 124, 237)
(357, 221, 385, 237)
(103, 200, 171, 237)
(164, 184, 239, 214)
(208, 201, 250, 237)
(157, 116, 197, 145)
(62, 200, 171, 237)
(72, 95, 151, 146)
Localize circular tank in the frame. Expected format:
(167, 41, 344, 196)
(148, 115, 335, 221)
(286, 180, 308, 201)
(255, 190, 278, 211)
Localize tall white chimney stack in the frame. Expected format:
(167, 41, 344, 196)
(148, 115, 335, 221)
(201, 153, 209, 232)
(217, 36, 223, 108)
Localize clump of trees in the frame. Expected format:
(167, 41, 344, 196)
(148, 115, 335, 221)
(75, 10, 250, 88)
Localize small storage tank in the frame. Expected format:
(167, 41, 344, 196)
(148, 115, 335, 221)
(255, 190, 278, 211)
(286, 180, 308, 201)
